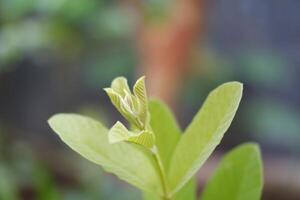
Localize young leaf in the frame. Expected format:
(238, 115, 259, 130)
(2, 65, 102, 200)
(108, 121, 155, 149)
(133, 76, 148, 124)
(168, 82, 243, 194)
(111, 76, 131, 96)
(143, 100, 196, 200)
(48, 114, 163, 196)
(108, 121, 133, 144)
(104, 76, 150, 130)
(200, 143, 263, 200)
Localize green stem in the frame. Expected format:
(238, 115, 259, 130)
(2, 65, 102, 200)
(152, 146, 171, 200)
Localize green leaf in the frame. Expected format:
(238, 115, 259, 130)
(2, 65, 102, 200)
(104, 76, 150, 130)
(104, 77, 131, 117)
(200, 143, 263, 200)
(143, 179, 196, 200)
(133, 76, 148, 124)
(143, 100, 196, 200)
(111, 76, 131, 96)
(48, 114, 163, 196)
(108, 121, 133, 144)
(149, 100, 181, 169)
(173, 179, 196, 200)
(108, 121, 155, 149)
(168, 82, 243, 194)
(0, 165, 19, 200)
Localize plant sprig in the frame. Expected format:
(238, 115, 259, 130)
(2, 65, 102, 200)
(48, 76, 263, 200)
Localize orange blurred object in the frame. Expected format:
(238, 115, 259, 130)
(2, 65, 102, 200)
(137, 0, 205, 107)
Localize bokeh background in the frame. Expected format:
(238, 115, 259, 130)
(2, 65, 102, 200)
(0, 0, 299, 199)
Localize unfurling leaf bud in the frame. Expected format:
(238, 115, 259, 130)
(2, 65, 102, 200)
(104, 76, 154, 149)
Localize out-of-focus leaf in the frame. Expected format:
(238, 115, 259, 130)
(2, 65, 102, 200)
(0, 164, 19, 200)
(59, 0, 99, 21)
(168, 82, 243, 195)
(34, 164, 60, 200)
(0, 0, 35, 20)
(201, 143, 263, 200)
(245, 99, 300, 149)
(48, 114, 163, 196)
(95, 7, 134, 38)
(240, 51, 292, 87)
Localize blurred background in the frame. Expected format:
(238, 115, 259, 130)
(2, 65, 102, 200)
(0, 0, 299, 199)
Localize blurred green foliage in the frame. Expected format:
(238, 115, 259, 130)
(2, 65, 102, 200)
(181, 49, 300, 154)
(0, 0, 135, 79)
(0, 138, 140, 200)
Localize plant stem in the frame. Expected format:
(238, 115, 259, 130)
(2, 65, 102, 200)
(152, 146, 171, 200)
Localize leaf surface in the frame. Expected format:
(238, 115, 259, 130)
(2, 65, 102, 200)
(168, 82, 243, 194)
(48, 114, 162, 196)
(149, 100, 181, 169)
(143, 179, 196, 200)
(143, 100, 196, 200)
(201, 143, 263, 200)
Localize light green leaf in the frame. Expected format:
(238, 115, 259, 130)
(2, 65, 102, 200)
(108, 121, 155, 148)
(108, 121, 135, 143)
(149, 100, 181, 169)
(173, 178, 196, 200)
(104, 87, 137, 126)
(127, 130, 155, 149)
(104, 77, 131, 116)
(48, 114, 163, 196)
(143, 179, 196, 200)
(143, 100, 196, 200)
(133, 76, 148, 124)
(168, 82, 243, 194)
(103, 88, 121, 107)
(111, 76, 130, 96)
(201, 143, 263, 200)
(104, 76, 149, 130)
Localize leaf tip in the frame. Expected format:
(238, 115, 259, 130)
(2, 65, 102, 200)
(108, 121, 129, 144)
(47, 113, 69, 136)
(222, 81, 243, 90)
(136, 75, 146, 83)
(236, 142, 260, 153)
(48, 113, 83, 133)
(48, 114, 62, 128)
(218, 81, 244, 103)
(111, 76, 128, 85)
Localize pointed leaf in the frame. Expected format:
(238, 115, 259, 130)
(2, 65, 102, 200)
(48, 114, 163, 196)
(133, 76, 147, 102)
(108, 121, 135, 144)
(143, 179, 196, 200)
(103, 88, 123, 113)
(201, 143, 263, 200)
(143, 100, 197, 200)
(111, 76, 130, 96)
(128, 130, 155, 149)
(149, 100, 181, 169)
(168, 82, 243, 194)
(133, 76, 148, 124)
(109, 121, 155, 149)
(105, 76, 149, 130)
(173, 179, 196, 200)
